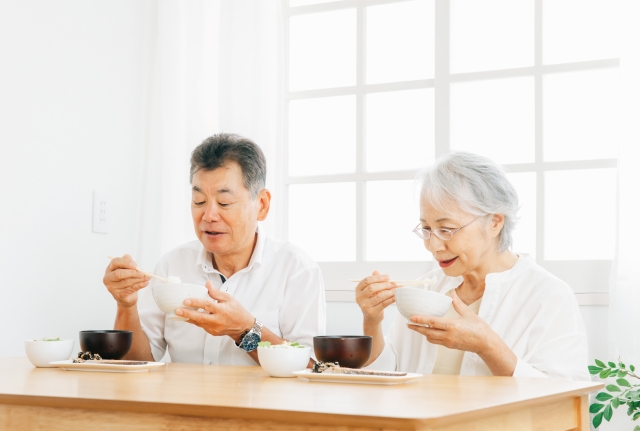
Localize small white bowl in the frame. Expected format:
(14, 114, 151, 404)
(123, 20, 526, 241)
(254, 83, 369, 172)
(152, 283, 210, 321)
(258, 345, 311, 378)
(25, 339, 74, 368)
(394, 287, 452, 324)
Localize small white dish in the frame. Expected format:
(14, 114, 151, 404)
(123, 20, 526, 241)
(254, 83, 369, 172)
(50, 360, 165, 373)
(258, 345, 311, 378)
(293, 369, 422, 385)
(394, 287, 452, 326)
(25, 339, 74, 368)
(152, 283, 209, 321)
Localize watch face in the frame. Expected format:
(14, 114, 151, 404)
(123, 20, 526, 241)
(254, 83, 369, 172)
(241, 332, 261, 352)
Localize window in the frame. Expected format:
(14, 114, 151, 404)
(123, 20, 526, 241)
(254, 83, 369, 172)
(282, 0, 619, 305)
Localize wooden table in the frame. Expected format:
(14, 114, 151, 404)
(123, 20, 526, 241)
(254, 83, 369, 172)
(0, 357, 601, 431)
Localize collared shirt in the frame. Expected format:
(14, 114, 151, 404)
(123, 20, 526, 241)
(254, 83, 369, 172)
(368, 255, 590, 381)
(137, 226, 326, 365)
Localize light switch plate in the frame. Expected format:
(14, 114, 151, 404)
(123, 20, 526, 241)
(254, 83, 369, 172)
(92, 190, 110, 234)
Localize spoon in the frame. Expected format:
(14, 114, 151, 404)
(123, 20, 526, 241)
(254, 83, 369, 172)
(107, 256, 170, 283)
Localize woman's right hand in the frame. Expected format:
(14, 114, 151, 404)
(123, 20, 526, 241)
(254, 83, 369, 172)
(103, 254, 151, 308)
(355, 270, 398, 325)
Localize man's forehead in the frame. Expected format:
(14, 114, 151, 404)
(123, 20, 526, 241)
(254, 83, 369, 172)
(192, 184, 234, 195)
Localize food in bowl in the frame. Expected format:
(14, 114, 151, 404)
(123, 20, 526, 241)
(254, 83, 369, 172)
(313, 336, 372, 369)
(25, 338, 74, 367)
(394, 287, 452, 324)
(152, 283, 209, 321)
(257, 341, 311, 377)
(79, 330, 133, 360)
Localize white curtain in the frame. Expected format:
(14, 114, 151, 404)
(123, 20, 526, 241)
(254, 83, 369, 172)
(608, 0, 640, 366)
(135, 0, 283, 270)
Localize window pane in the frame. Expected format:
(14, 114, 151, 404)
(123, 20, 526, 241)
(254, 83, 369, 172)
(366, 0, 435, 84)
(451, 77, 535, 164)
(543, 69, 620, 162)
(366, 89, 435, 172)
(506, 172, 536, 258)
(366, 180, 429, 261)
(543, 0, 619, 65)
(290, 0, 342, 7)
(451, 0, 534, 73)
(545, 169, 616, 260)
(288, 183, 356, 261)
(289, 95, 355, 176)
(289, 9, 356, 91)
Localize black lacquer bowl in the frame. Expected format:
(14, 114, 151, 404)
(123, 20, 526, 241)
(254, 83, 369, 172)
(79, 330, 133, 360)
(313, 335, 372, 369)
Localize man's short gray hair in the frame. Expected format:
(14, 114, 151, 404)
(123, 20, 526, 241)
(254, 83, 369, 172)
(190, 133, 266, 198)
(418, 152, 519, 252)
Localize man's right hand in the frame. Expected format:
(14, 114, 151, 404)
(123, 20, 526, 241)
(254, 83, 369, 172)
(355, 270, 398, 326)
(103, 254, 151, 308)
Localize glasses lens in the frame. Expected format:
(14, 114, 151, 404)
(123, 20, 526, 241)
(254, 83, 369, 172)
(433, 229, 453, 241)
(414, 226, 429, 240)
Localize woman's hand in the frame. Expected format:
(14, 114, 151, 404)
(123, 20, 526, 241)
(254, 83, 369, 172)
(355, 270, 398, 325)
(407, 290, 517, 376)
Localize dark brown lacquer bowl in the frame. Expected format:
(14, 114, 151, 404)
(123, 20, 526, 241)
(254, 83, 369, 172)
(313, 336, 372, 369)
(79, 330, 133, 360)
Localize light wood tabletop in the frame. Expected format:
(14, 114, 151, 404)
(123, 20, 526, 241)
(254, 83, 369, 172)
(0, 357, 602, 431)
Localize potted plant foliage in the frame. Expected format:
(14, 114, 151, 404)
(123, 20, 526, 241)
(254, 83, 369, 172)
(589, 358, 640, 429)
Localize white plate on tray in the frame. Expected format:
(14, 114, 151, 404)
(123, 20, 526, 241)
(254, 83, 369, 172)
(49, 360, 165, 373)
(292, 369, 422, 385)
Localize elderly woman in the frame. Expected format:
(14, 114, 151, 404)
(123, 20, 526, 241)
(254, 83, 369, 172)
(356, 152, 589, 380)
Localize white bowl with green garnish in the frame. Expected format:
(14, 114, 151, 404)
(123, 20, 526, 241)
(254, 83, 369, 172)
(257, 341, 311, 378)
(25, 338, 74, 368)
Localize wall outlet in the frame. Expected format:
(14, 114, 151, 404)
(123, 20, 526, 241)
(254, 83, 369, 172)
(92, 191, 110, 234)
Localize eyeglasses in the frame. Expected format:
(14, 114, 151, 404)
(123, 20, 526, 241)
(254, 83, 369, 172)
(413, 217, 480, 241)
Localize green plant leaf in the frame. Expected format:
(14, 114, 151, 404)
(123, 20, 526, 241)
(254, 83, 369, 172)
(609, 362, 617, 368)
(589, 366, 604, 374)
(604, 404, 613, 421)
(632, 364, 636, 372)
(634, 411, 640, 421)
(606, 385, 621, 392)
(590, 403, 605, 413)
(619, 371, 628, 378)
(618, 379, 631, 387)
(633, 426, 640, 431)
(593, 411, 604, 428)
(600, 369, 612, 379)
(595, 359, 606, 368)
(596, 392, 614, 401)
(612, 397, 620, 409)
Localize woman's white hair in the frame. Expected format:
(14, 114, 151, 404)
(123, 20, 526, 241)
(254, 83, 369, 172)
(418, 151, 520, 252)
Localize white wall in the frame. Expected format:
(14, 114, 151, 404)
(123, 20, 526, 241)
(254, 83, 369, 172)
(0, 1, 152, 356)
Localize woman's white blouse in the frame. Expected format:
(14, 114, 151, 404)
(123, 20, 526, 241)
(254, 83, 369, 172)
(368, 255, 590, 381)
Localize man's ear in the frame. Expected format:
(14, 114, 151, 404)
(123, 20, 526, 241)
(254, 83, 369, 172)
(256, 189, 271, 221)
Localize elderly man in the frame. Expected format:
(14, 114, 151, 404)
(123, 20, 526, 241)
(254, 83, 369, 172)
(104, 133, 325, 365)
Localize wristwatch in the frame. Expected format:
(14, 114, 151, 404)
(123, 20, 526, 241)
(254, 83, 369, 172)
(236, 319, 263, 352)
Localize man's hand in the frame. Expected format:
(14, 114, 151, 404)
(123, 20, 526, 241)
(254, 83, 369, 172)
(355, 270, 398, 326)
(176, 281, 255, 342)
(103, 254, 151, 308)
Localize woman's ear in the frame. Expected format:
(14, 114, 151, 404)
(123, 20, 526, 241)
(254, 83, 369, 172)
(489, 213, 505, 239)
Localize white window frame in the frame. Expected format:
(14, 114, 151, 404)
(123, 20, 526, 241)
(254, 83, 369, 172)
(281, 0, 617, 305)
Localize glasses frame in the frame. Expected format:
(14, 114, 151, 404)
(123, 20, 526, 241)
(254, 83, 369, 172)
(413, 216, 481, 241)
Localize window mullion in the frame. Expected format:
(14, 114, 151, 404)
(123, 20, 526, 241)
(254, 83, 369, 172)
(535, 0, 544, 262)
(434, 0, 450, 158)
(356, 1, 366, 262)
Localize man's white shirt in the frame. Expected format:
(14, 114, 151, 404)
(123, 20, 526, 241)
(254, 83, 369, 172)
(368, 254, 590, 381)
(138, 226, 326, 365)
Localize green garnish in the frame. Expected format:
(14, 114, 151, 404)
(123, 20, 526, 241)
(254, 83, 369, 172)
(35, 337, 61, 341)
(258, 340, 305, 348)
